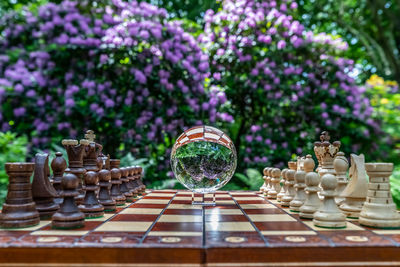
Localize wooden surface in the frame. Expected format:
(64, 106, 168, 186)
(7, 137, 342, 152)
(1, 190, 400, 266)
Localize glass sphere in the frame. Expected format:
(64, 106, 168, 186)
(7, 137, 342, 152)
(170, 125, 237, 193)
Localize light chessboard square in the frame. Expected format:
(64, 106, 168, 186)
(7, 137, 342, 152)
(261, 230, 317, 236)
(31, 230, 89, 236)
(232, 197, 264, 201)
(95, 221, 153, 232)
(204, 194, 230, 198)
(174, 196, 202, 201)
(0, 221, 49, 231)
(135, 199, 170, 204)
(303, 221, 364, 231)
(158, 215, 202, 223)
(231, 192, 257, 195)
(247, 214, 297, 222)
(146, 193, 175, 197)
(120, 208, 164, 214)
(240, 204, 276, 209)
(86, 214, 114, 221)
(281, 208, 299, 214)
(205, 209, 243, 215)
(206, 222, 255, 232)
(168, 204, 202, 209)
(215, 200, 235, 204)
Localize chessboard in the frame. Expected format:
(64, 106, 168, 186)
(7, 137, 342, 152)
(1, 189, 400, 266)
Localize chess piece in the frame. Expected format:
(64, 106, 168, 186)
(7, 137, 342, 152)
(359, 163, 400, 228)
(267, 168, 281, 199)
(62, 139, 89, 204)
(98, 154, 116, 211)
(300, 156, 321, 219)
(297, 156, 306, 171)
(277, 168, 288, 202)
(120, 167, 134, 202)
(313, 173, 346, 228)
(110, 159, 126, 205)
(130, 166, 140, 197)
(32, 153, 59, 219)
(289, 165, 306, 212)
(334, 152, 349, 205)
(79, 171, 104, 218)
(281, 162, 296, 207)
(137, 166, 146, 193)
(313, 131, 341, 178)
(339, 154, 367, 218)
(52, 173, 85, 229)
(261, 167, 269, 194)
(0, 163, 40, 228)
(126, 167, 136, 197)
(82, 130, 103, 173)
(51, 152, 67, 205)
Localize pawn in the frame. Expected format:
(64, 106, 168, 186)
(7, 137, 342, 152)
(98, 166, 116, 212)
(137, 166, 146, 193)
(281, 162, 296, 207)
(52, 173, 85, 229)
(110, 160, 126, 205)
(128, 167, 139, 198)
(79, 171, 104, 218)
(267, 168, 281, 199)
(334, 152, 349, 205)
(313, 173, 346, 229)
(120, 167, 134, 202)
(289, 168, 306, 212)
(262, 167, 271, 196)
(300, 156, 321, 219)
(277, 168, 288, 202)
(260, 167, 268, 194)
(51, 152, 67, 205)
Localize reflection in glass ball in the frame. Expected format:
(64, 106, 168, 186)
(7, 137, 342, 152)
(170, 125, 237, 193)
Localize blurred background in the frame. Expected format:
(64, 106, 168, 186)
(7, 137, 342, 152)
(0, 0, 399, 206)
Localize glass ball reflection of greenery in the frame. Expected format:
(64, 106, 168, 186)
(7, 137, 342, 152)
(171, 139, 237, 193)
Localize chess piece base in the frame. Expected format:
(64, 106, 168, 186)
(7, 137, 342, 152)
(99, 200, 116, 212)
(0, 203, 40, 228)
(35, 200, 59, 219)
(359, 218, 400, 229)
(52, 211, 85, 229)
(359, 202, 400, 229)
(313, 211, 346, 229)
(313, 219, 346, 229)
(281, 196, 293, 207)
(79, 204, 104, 218)
(289, 200, 304, 212)
(339, 199, 364, 219)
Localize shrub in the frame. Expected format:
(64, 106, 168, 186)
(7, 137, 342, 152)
(200, 0, 387, 168)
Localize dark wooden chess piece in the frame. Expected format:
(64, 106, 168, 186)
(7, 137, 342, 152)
(98, 154, 116, 211)
(32, 153, 59, 219)
(127, 167, 137, 198)
(52, 173, 85, 229)
(137, 166, 146, 194)
(78, 171, 104, 218)
(130, 167, 140, 197)
(62, 139, 89, 205)
(120, 167, 134, 202)
(83, 130, 103, 173)
(51, 152, 67, 205)
(110, 159, 126, 206)
(0, 163, 40, 228)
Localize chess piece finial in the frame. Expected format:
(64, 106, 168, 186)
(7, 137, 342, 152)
(267, 168, 281, 199)
(52, 172, 85, 229)
(0, 163, 40, 228)
(313, 173, 346, 228)
(84, 130, 96, 142)
(277, 168, 288, 202)
(313, 131, 340, 177)
(334, 152, 349, 205)
(281, 162, 296, 207)
(339, 154, 367, 218)
(299, 155, 321, 219)
(359, 163, 400, 228)
(32, 153, 59, 218)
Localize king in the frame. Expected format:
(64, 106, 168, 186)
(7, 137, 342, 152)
(313, 131, 341, 178)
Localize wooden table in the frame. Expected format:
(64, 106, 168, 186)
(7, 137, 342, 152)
(1, 190, 400, 266)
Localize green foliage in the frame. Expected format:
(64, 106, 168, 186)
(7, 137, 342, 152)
(390, 166, 400, 209)
(223, 168, 263, 191)
(0, 132, 28, 206)
(174, 141, 233, 163)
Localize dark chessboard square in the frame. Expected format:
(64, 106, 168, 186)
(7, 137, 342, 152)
(151, 222, 203, 232)
(163, 209, 202, 215)
(205, 214, 249, 222)
(40, 221, 103, 231)
(243, 208, 285, 215)
(130, 204, 168, 209)
(235, 200, 269, 204)
(254, 221, 310, 231)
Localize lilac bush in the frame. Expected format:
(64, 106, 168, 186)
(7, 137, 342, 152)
(201, 0, 383, 168)
(0, 0, 226, 176)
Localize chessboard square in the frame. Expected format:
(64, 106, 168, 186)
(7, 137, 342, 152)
(174, 196, 202, 201)
(111, 214, 159, 222)
(244, 208, 285, 215)
(204, 194, 230, 198)
(146, 193, 175, 197)
(230, 192, 257, 196)
(148, 231, 202, 236)
(30, 230, 88, 236)
(205, 209, 243, 215)
(176, 191, 193, 195)
(158, 215, 202, 223)
(240, 204, 276, 209)
(135, 199, 170, 204)
(0, 220, 49, 231)
(206, 222, 255, 232)
(261, 230, 317, 236)
(303, 221, 364, 231)
(254, 221, 310, 231)
(121, 208, 163, 215)
(248, 214, 297, 222)
(281, 208, 299, 214)
(236, 200, 268, 204)
(373, 230, 400, 235)
(205, 214, 249, 222)
(152, 222, 202, 232)
(215, 200, 235, 204)
(168, 204, 202, 210)
(95, 221, 152, 232)
(233, 197, 264, 201)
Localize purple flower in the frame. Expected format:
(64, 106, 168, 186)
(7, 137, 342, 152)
(277, 40, 286, 50)
(65, 98, 75, 108)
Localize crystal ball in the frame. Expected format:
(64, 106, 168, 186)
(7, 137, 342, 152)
(170, 125, 237, 193)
